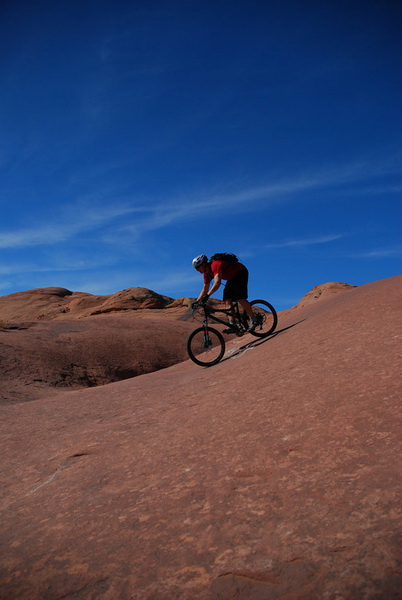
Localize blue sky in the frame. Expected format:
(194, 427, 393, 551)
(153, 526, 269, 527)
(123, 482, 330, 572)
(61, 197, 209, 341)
(0, 0, 400, 310)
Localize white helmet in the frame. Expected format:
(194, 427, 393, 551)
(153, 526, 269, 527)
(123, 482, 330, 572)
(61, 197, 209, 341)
(192, 254, 208, 268)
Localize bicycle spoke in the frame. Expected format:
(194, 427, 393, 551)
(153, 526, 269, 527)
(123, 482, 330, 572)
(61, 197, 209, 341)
(248, 300, 278, 337)
(187, 327, 225, 366)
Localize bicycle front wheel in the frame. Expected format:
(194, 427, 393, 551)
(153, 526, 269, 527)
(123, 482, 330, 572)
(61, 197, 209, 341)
(187, 326, 226, 367)
(246, 299, 278, 338)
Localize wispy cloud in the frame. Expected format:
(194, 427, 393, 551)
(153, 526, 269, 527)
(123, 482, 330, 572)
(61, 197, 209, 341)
(347, 246, 402, 259)
(0, 203, 139, 249)
(61, 269, 200, 296)
(0, 257, 117, 276)
(334, 184, 402, 197)
(0, 279, 12, 291)
(263, 234, 344, 249)
(1, 158, 398, 250)
(123, 160, 401, 237)
(1, 174, 328, 249)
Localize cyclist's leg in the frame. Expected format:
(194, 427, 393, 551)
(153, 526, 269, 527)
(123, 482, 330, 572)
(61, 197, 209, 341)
(224, 270, 255, 321)
(221, 297, 237, 332)
(238, 298, 255, 319)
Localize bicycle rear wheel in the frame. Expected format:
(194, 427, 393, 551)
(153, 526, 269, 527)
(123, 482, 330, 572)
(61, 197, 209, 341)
(244, 299, 278, 338)
(187, 326, 226, 367)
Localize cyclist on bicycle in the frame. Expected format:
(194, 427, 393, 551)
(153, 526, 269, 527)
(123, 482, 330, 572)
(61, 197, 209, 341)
(192, 253, 258, 332)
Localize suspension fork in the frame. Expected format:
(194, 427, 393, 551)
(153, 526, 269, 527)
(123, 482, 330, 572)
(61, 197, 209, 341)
(202, 314, 209, 330)
(201, 316, 213, 348)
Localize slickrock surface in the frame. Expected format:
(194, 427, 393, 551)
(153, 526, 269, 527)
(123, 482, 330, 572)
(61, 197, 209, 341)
(0, 276, 401, 599)
(0, 315, 196, 403)
(0, 287, 196, 403)
(291, 281, 357, 309)
(0, 287, 181, 321)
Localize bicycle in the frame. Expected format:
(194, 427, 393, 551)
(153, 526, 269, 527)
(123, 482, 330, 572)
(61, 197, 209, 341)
(187, 299, 278, 367)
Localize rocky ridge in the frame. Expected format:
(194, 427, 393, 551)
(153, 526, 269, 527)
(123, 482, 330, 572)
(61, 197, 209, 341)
(0, 282, 355, 404)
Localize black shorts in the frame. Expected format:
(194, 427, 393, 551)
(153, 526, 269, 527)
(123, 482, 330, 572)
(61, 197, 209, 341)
(223, 267, 249, 301)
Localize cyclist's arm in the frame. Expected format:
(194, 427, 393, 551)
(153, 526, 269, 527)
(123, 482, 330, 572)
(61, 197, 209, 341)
(207, 272, 222, 297)
(197, 282, 210, 302)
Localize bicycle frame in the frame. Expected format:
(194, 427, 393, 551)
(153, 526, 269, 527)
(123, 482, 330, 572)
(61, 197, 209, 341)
(187, 297, 278, 366)
(197, 302, 246, 333)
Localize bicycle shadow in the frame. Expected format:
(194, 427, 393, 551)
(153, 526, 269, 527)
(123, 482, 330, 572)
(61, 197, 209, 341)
(220, 320, 304, 363)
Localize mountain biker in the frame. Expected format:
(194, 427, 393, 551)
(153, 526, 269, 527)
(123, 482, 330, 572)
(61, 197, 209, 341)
(192, 253, 258, 333)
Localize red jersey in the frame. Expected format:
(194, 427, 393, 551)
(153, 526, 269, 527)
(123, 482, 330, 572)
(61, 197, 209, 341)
(204, 260, 245, 284)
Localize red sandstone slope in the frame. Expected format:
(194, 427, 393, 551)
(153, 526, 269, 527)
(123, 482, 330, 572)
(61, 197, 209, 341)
(0, 286, 181, 321)
(0, 315, 196, 403)
(0, 281, 354, 404)
(0, 275, 401, 599)
(292, 281, 356, 308)
(0, 287, 196, 403)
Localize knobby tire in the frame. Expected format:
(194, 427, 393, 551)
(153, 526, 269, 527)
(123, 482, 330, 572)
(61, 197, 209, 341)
(245, 299, 278, 338)
(187, 326, 226, 367)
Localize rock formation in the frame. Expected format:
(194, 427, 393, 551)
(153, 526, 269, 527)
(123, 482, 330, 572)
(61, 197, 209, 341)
(0, 276, 400, 599)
